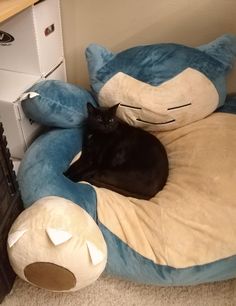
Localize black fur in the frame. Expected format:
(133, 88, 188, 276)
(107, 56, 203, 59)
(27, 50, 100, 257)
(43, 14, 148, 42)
(64, 103, 169, 199)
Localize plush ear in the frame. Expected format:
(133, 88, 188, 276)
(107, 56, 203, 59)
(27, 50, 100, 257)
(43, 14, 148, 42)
(197, 34, 236, 70)
(85, 44, 114, 93)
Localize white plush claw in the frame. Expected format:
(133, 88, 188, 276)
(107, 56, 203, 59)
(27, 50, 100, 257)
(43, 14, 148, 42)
(46, 228, 72, 246)
(86, 240, 105, 265)
(20, 92, 39, 101)
(8, 229, 28, 248)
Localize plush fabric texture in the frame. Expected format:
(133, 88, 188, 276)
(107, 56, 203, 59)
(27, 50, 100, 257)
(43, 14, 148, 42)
(86, 34, 236, 131)
(7, 196, 107, 292)
(16, 96, 236, 286)
(17, 127, 97, 220)
(218, 94, 236, 114)
(97, 113, 236, 269)
(13, 36, 236, 289)
(21, 80, 97, 128)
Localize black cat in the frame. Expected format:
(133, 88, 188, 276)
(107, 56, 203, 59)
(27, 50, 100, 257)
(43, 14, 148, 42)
(64, 103, 169, 199)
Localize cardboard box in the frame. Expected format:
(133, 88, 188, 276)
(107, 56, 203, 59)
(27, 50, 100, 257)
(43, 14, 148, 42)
(0, 60, 66, 159)
(0, 0, 64, 76)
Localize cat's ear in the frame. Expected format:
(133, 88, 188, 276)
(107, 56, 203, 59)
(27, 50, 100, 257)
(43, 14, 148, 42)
(87, 102, 96, 115)
(110, 103, 119, 115)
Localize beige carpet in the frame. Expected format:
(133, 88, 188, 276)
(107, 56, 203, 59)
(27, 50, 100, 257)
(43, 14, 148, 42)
(2, 275, 236, 306)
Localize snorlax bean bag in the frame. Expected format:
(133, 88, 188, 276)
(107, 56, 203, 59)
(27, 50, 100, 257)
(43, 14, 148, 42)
(7, 34, 236, 292)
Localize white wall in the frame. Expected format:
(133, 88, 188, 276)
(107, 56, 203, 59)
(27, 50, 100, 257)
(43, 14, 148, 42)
(60, 0, 236, 92)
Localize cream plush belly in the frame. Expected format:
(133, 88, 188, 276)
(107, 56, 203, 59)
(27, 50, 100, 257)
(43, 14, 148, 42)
(96, 113, 236, 268)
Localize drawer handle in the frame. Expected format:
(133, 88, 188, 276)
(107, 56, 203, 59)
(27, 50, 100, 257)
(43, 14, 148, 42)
(45, 24, 55, 37)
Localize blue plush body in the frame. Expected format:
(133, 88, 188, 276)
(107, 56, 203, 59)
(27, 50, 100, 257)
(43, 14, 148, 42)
(18, 34, 236, 286)
(18, 95, 236, 286)
(86, 35, 236, 108)
(18, 128, 97, 219)
(22, 80, 97, 128)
